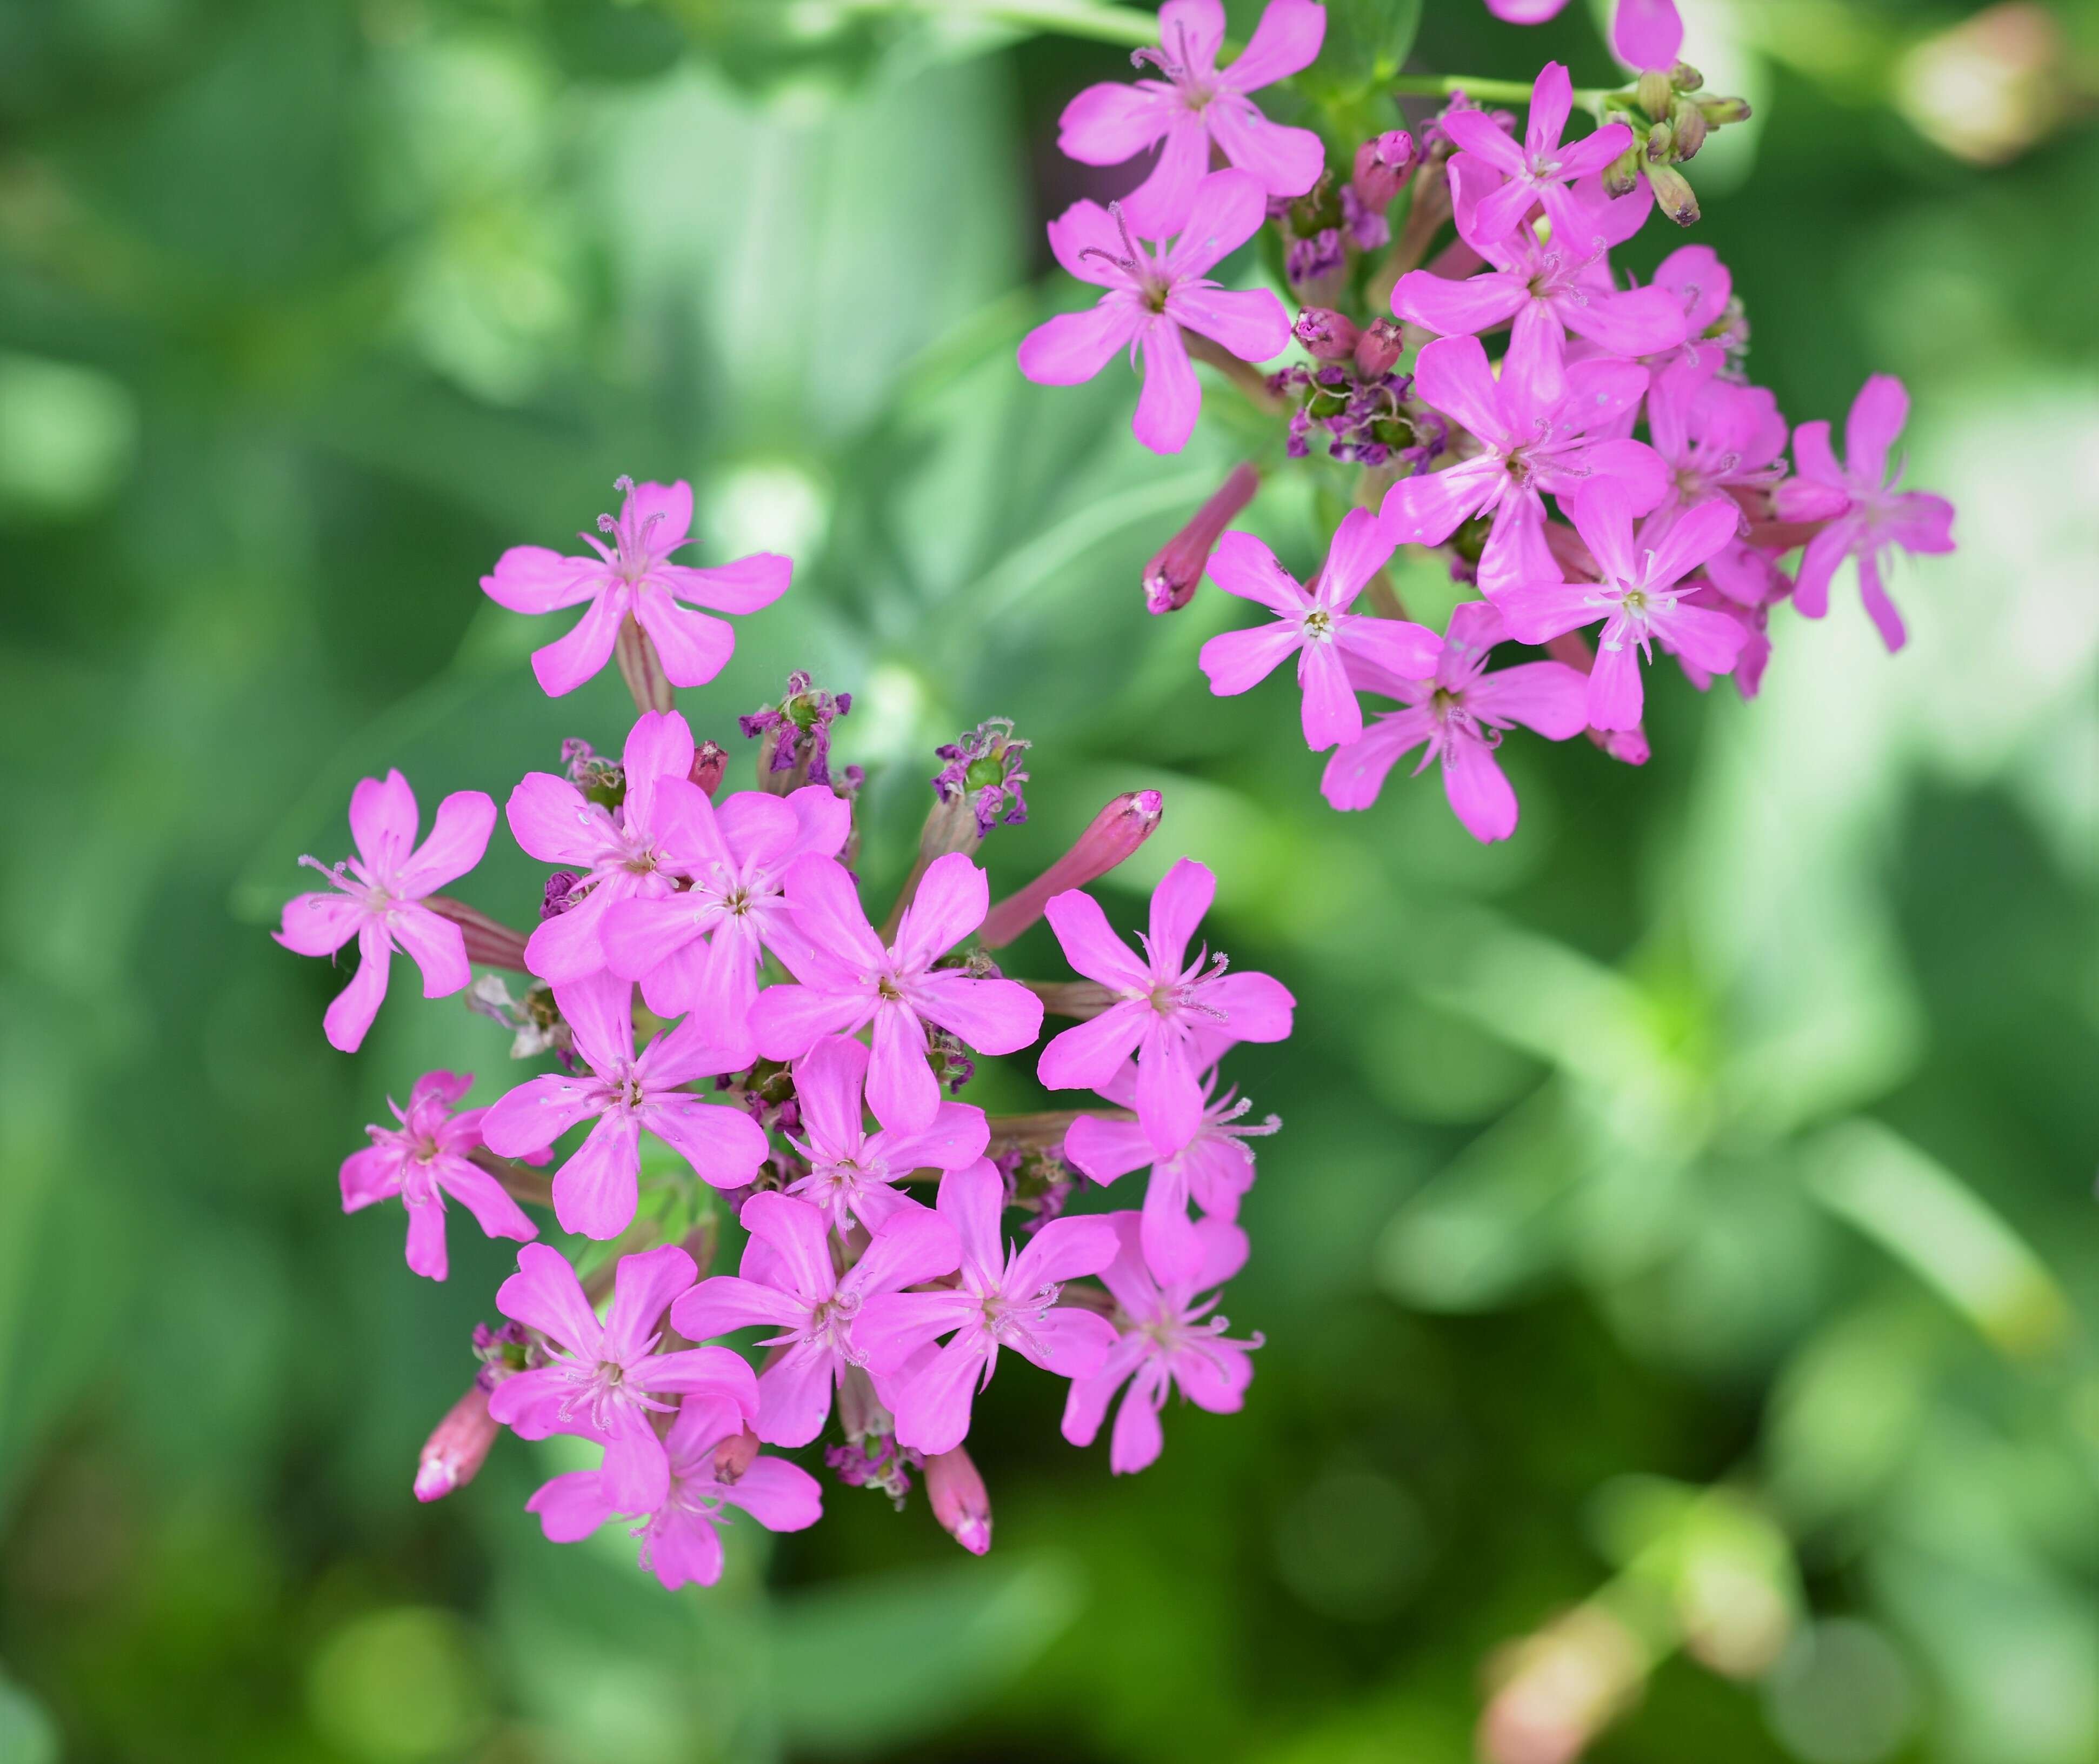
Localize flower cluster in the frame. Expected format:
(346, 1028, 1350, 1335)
(1021, 0, 1955, 846)
(279, 477, 1291, 1583)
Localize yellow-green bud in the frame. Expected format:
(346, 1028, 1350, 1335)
(1637, 68, 1676, 121)
(1647, 161, 1700, 226)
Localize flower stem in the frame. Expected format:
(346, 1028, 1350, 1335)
(1389, 72, 1619, 110)
(1183, 331, 1286, 414)
(843, 0, 1162, 49)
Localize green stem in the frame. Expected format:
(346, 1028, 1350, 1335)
(1389, 72, 1621, 110)
(843, 0, 1164, 49)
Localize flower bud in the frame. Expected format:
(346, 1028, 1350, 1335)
(1668, 96, 1708, 161)
(924, 1447, 992, 1556)
(1141, 461, 1260, 615)
(424, 896, 531, 971)
(1294, 307, 1360, 362)
(414, 1383, 499, 1502)
(1672, 61, 1704, 92)
(978, 788, 1164, 949)
(711, 1426, 762, 1484)
(1637, 68, 1676, 120)
(1602, 143, 1644, 198)
(688, 740, 728, 797)
(1351, 129, 1417, 208)
(1354, 317, 1404, 378)
(1696, 94, 1751, 126)
(1643, 118, 1675, 163)
(1646, 159, 1701, 225)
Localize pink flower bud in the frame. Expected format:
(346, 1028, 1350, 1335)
(1351, 130, 1417, 208)
(978, 789, 1164, 949)
(1354, 318, 1404, 378)
(1294, 307, 1361, 362)
(924, 1447, 991, 1556)
(689, 740, 728, 797)
(712, 1426, 762, 1483)
(1141, 461, 1260, 616)
(414, 1383, 499, 1503)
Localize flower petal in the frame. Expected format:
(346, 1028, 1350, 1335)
(1132, 321, 1201, 455)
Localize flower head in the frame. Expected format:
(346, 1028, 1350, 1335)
(1433, 63, 1636, 245)
(934, 718, 1031, 839)
(741, 670, 854, 789)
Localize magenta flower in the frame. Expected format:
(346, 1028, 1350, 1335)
(277, 770, 497, 1053)
(1061, 1213, 1258, 1475)
(1017, 171, 1293, 456)
(1613, 0, 1684, 69)
(1037, 858, 1296, 1156)
(480, 477, 790, 698)
(747, 853, 1044, 1134)
(1435, 63, 1635, 246)
(1395, 167, 1683, 405)
(1063, 1043, 1277, 1284)
(1651, 243, 1748, 372)
(1380, 334, 1665, 595)
(854, 1160, 1120, 1457)
(779, 1035, 990, 1234)
(669, 1192, 962, 1448)
(480, 974, 769, 1240)
(1482, 0, 1571, 17)
(1320, 600, 1590, 841)
(1493, 480, 1748, 730)
(1197, 509, 1444, 751)
(340, 1069, 537, 1280)
(488, 1242, 758, 1513)
(1056, 0, 1326, 237)
(1774, 375, 1955, 653)
(598, 782, 851, 1050)
(527, 1388, 819, 1590)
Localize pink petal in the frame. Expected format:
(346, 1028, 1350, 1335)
(748, 983, 871, 1063)
(648, 1095, 769, 1191)
(669, 1275, 804, 1340)
(527, 1469, 615, 1543)
(782, 855, 886, 971)
(782, 784, 853, 859)
(1561, 284, 1688, 359)
(550, 972, 635, 1074)
(1565, 477, 1644, 584)
(1612, 0, 1684, 68)
(1011, 1214, 1121, 1292)
(1057, 80, 1175, 165)
(936, 1156, 1008, 1277)
(1642, 496, 1742, 589)
(1297, 640, 1362, 751)
(843, 1207, 965, 1299)
(1162, 169, 1271, 279)
(1336, 615, 1442, 679)
(1199, 620, 1303, 697)
(719, 1455, 824, 1532)
(349, 770, 419, 870)
(874, 1101, 991, 1179)
(892, 1336, 989, 1456)
(598, 893, 707, 986)
(1118, 111, 1213, 239)
(481, 1072, 603, 1157)
(1316, 507, 1398, 609)
(552, 1114, 642, 1241)
(1017, 299, 1147, 386)
(1132, 321, 1201, 455)
(1467, 660, 1590, 737)
(1170, 1335, 1255, 1411)
(792, 1033, 870, 1158)
(1193, 1214, 1251, 1287)
(1857, 551, 1908, 653)
(1020, 1307, 1119, 1379)
(1061, 1334, 1151, 1449)
(1554, 124, 1635, 179)
(1042, 889, 1151, 990)
(644, 1508, 725, 1589)
(603, 1241, 698, 1357)
(1148, 857, 1215, 968)
(1442, 734, 1521, 842)
(1392, 268, 1529, 339)
(1791, 418, 1843, 488)
(1140, 1157, 1202, 1284)
(1136, 1032, 1204, 1155)
(640, 1344, 758, 1409)
(497, 1242, 601, 1354)
(339, 1146, 399, 1211)
(1410, 335, 1508, 445)
(1319, 709, 1431, 811)
(1654, 598, 1748, 674)
(1528, 62, 1575, 158)
(1492, 580, 1608, 645)
(1063, 1114, 1156, 1183)
(867, 1001, 939, 1132)
(529, 588, 626, 698)
(1587, 621, 1647, 731)
(1790, 523, 1850, 620)
(1202, 101, 1324, 203)
(1159, 0, 1225, 69)
(1217, 0, 1325, 90)
(1484, 0, 1572, 17)
(852, 1290, 976, 1375)
(1440, 108, 1526, 177)
(434, 1161, 539, 1246)
(1470, 174, 1544, 248)
(1845, 374, 1909, 488)
(1379, 457, 1503, 547)
(910, 969, 1043, 1056)
(482, 545, 601, 615)
(521, 882, 619, 984)
(1039, 1006, 1150, 1093)
(403, 1200, 450, 1281)
(1205, 530, 1309, 616)
(505, 772, 607, 866)
(659, 551, 791, 615)
(1044, 199, 1145, 289)
(634, 593, 734, 689)
(1205, 971, 1294, 1042)
(1505, 298, 1568, 410)
(1108, 1368, 1168, 1473)
(396, 790, 497, 896)
(276, 889, 362, 958)
(624, 480, 694, 549)
(1168, 284, 1290, 364)
(390, 906, 471, 999)
(755, 1343, 837, 1448)
(322, 924, 393, 1053)
(598, 1421, 671, 1514)
(894, 851, 989, 971)
(739, 1191, 836, 1301)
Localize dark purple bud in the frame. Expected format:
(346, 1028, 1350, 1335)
(539, 870, 583, 920)
(1352, 130, 1417, 208)
(1354, 317, 1404, 377)
(1294, 307, 1361, 361)
(1142, 461, 1260, 615)
(741, 670, 853, 794)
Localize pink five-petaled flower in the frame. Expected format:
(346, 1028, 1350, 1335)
(781, 1035, 989, 1234)
(1061, 1213, 1258, 1475)
(748, 852, 1044, 1134)
(1494, 479, 1747, 730)
(1380, 334, 1665, 595)
(1056, 0, 1326, 237)
(480, 477, 790, 698)
(277, 770, 497, 1053)
(1197, 509, 1444, 751)
(340, 1069, 537, 1281)
(509, 710, 710, 985)
(480, 974, 769, 1240)
(1320, 599, 1590, 841)
(670, 1191, 962, 1448)
(1642, 355, 1803, 606)
(1038, 857, 1295, 1156)
(854, 1159, 1120, 1457)
(1774, 375, 1955, 654)
(1063, 1040, 1277, 1285)
(597, 782, 850, 1057)
(488, 1242, 758, 1514)
(1017, 170, 1292, 457)
(526, 1387, 819, 1590)
(1436, 63, 1635, 247)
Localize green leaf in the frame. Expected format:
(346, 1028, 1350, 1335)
(1302, 0, 1422, 95)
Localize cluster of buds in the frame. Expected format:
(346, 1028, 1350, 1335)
(275, 478, 1289, 1583)
(1022, 0, 1954, 847)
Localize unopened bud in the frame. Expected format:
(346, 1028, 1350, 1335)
(1354, 317, 1404, 378)
(415, 1384, 499, 1502)
(1602, 143, 1644, 198)
(424, 896, 531, 971)
(978, 788, 1165, 949)
(925, 1447, 992, 1556)
(1696, 94, 1751, 126)
(1646, 159, 1701, 225)
(1669, 96, 1709, 160)
(1141, 461, 1260, 615)
(1644, 118, 1675, 163)
(1351, 129, 1417, 208)
(1637, 68, 1676, 120)
(1671, 61, 1704, 92)
(688, 740, 728, 797)
(712, 1426, 762, 1484)
(1294, 307, 1360, 362)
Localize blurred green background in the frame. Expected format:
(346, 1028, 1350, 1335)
(3, 0, 2097, 1759)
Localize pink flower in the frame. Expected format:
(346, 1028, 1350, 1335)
(480, 477, 790, 698)
(1018, 171, 1292, 456)
(1613, 0, 1684, 70)
(854, 1160, 1120, 1457)
(1650, 243, 1745, 372)
(1061, 1213, 1258, 1474)
(1320, 600, 1590, 841)
(527, 1388, 819, 1590)
(1037, 858, 1295, 1155)
(276, 770, 497, 1053)
(1196, 508, 1444, 751)
(1774, 375, 1955, 653)
(1380, 334, 1665, 594)
(480, 974, 769, 1240)
(1435, 64, 1635, 246)
(1493, 479, 1748, 730)
(488, 1242, 757, 1513)
(1395, 167, 1682, 406)
(508, 710, 710, 985)
(1056, 0, 1326, 237)
(598, 782, 850, 1054)
(670, 1192, 961, 1447)
(340, 1069, 537, 1280)
(1483, 0, 1571, 17)
(1063, 1040, 1277, 1284)
(747, 853, 1044, 1133)
(780, 1035, 989, 1234)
